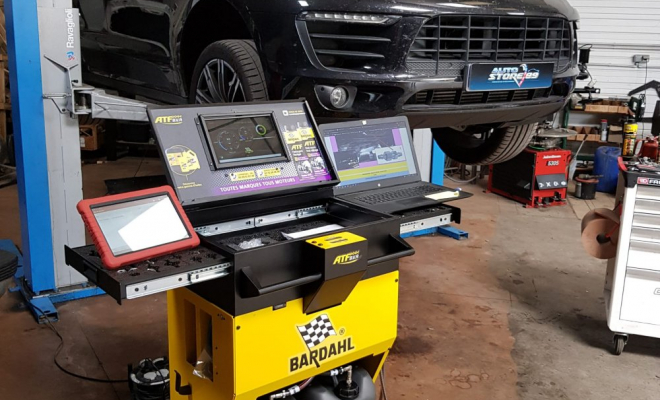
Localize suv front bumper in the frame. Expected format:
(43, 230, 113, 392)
(287, 73, 576, 129)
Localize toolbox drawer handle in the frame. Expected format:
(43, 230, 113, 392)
(367, 235, 415, 266)
(241, 267, 322, 297)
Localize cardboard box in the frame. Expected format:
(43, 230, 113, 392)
(80, 123, 105, 151)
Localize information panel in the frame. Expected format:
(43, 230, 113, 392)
(149, 102, 336, 205)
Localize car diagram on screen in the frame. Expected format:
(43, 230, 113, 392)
(333, 130, 406, 171)
(375, 146, 404, 164)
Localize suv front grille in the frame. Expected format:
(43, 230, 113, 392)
(299, 18, 397, 72)
(407, 88, 551, 106)
(407, 15, 573, 76)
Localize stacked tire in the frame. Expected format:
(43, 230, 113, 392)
(0, 250, 18, 298)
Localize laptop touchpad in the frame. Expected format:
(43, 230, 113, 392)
(398, 198, 423, 205)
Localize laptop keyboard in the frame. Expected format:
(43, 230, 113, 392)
(354, 184, 442, 205)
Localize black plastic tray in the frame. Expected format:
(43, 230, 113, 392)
(65, 245, 231, 303)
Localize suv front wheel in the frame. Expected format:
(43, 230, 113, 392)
(189, 40, 268, 104)
(432, 123, 538, 165)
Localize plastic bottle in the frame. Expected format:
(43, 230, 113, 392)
(600, 119, 608, 142)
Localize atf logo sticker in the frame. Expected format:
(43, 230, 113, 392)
(489, 64, 540, 88)
(290, 314, 354, 372)
(333, 250, 362, 265)
(638, 177, 660, 186)
(155, 115, 183, 125)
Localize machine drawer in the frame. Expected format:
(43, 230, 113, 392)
(65, 245, 232, 303)
(630, 226, 660, 245)
(397, 205, 460, 234)
(632, 213, 660, 230)
(628, 240, 660, 271)
(635, 199, 660, 216)
(621, 268, 660, 326)
(637, 185, 660, 202)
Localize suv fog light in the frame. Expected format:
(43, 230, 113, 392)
(330, 87, 349, 108)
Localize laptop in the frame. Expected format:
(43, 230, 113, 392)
(319, 117, 471, 214)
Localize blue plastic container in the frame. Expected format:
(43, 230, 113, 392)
(594, 146, 621, 193)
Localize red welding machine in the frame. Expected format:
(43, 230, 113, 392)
(488, 147, 571, 208)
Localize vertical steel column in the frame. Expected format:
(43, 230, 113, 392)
(37, 1, 86, 289)
(5, 0, 56, 293)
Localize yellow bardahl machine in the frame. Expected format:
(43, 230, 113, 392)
(66, 100, 419, 400)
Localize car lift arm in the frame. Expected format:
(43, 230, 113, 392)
(41, 56, 149, 122)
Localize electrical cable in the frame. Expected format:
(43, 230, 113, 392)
(133, 147, 148, 178)
(131, 358, 169, 400)
(642, 62, 649, 133)
(444, 156, 479, 183)
(379, 365, 389, 400)
(30, 304, 129, 384)
(444, 173, 478, 184)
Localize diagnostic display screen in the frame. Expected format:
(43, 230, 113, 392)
(202, 114, 288, 169)
(92, 194, 191, 256)
(322, 120, 417, 187)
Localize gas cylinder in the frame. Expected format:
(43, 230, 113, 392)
(635, 136, 659, 160)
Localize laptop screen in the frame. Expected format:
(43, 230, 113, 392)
(321, 119, 418, 189)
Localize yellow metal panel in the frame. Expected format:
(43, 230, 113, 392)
(168, 271, 398, 400)
(234, 271, 399, 399)
(306, 232, 366, 249)
(168, 289, 236, 400)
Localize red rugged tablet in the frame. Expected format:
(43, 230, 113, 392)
(77, 186, 200, 269)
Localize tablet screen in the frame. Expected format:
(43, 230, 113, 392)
(92, 194, 191, 256)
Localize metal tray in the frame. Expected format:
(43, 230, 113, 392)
(396, 204, 461, 225)
(65, 245, 232, 303)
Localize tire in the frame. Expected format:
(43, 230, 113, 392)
(613, 335, 626, 356)
(189, 40, 268, 104)
(432, 123, 538, 165)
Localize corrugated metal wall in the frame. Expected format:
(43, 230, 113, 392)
(570, 0, 659, 130)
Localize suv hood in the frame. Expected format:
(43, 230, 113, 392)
(254, 0, 579, 21)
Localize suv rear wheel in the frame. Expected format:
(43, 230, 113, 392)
(432, 123, 538, 165)
(189, 40, 268, 104)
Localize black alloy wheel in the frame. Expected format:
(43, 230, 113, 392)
(189, 40, 268, 105)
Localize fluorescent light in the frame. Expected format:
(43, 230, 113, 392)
(304, 12, 400, 25)
(392, 5, 433, 12)
(436, 3, 479, 8)
(298, 1, 309, 6)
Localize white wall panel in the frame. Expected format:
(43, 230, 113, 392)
(570, 0, 659, 133)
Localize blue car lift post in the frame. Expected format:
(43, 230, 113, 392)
(5, 0, 130, 322)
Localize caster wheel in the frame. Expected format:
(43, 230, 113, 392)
(613, 335, 626, 355)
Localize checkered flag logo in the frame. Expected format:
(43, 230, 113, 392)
(297, 314, 336, 349)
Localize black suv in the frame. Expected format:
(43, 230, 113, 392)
(75, 0, 579, 164)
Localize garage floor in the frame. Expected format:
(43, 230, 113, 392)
(1, 158, 660, 400)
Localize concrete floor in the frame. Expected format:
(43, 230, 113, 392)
(1, 158, 660, 399)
